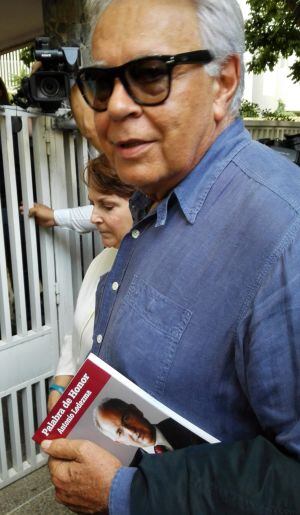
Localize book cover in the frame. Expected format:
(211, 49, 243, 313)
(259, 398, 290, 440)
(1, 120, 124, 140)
(33, 353, 219, 464)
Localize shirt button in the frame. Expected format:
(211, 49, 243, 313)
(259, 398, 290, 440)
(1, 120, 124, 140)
(112, 282, 119, 291)
(131, 229, 140, 239)
(97, 334, 103, 344)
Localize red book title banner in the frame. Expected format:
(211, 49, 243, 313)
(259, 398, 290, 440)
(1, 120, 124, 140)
(33, 358, 110, 444)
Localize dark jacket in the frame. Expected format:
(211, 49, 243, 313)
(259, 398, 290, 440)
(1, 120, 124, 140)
(131, 436, 300, 514)
(130, 418, 205, 467)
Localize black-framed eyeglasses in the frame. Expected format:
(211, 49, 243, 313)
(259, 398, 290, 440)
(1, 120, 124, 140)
(76, 49, 214, 112)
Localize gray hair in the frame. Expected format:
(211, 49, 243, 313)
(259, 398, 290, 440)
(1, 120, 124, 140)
(85, 0, 245, 117)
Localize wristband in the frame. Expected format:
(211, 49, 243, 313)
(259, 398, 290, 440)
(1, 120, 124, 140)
(49, 383, 66, 395)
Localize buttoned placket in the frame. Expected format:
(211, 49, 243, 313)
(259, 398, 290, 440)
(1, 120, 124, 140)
(92, 217, 154, 357)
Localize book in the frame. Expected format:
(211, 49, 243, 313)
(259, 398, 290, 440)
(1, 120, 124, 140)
(33, 353, 219, 464)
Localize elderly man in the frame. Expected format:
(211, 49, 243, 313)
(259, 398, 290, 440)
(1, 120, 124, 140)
(94, 399, 168, 451)
(42, 0, 300, 513)
(94, 398, 203, 455)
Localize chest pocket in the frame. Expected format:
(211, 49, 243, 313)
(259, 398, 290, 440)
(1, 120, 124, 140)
(104, 274, 192, 397)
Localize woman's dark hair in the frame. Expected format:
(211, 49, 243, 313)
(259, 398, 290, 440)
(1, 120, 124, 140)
(0, 77, 10, 105)
(85, 153, 135, 199)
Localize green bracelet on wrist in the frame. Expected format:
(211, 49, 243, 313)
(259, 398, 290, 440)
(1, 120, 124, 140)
(49, 383, 66, 395)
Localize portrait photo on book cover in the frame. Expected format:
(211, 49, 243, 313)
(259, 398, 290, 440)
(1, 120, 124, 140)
(68, 375, 205, 464)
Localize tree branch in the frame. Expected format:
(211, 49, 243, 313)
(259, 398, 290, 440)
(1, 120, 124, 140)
(284, 0, 300, 25)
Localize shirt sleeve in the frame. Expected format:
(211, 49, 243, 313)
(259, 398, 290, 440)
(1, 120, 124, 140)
(55, 333, 76, 376)
(54, 205, 95, 233)
(109, 467, 137, 515)
(235, 232, 300, 458)
(130, 437, 300, 515)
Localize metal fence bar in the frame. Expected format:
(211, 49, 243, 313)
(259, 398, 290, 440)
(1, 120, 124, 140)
(64, 132, 83, 305)
(7, 392, 22, 474)
(0, 115, 27, 336)
(31, 117, 57, 329)
(0, 398, 8, 483)
(18, 118, 43, 331)
(47, 121, 75, 347)
(0, 200, 12, 343)
(76, 135, 94, 275)
(22, 386, 37, 467)
(34, 381, 47, 428)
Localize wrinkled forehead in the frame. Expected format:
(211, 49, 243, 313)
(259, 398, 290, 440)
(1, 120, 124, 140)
(91, 0, 202, 65)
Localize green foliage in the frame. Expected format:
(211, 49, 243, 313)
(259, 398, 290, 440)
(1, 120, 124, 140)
(261, 109, 296, 121)
(245, 0, 300, 82)
(9, 46, 34, 93)
(240, 99, 260, 117)
(19, 46, 34, 68)
(10, 67, 29, 90)
(240, 98, 296, 120)
(276, 99, 286, 114)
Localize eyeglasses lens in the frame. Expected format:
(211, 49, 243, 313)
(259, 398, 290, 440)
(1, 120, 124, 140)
(80, 70, 114, 111)
(126, 59, 169, 104)
(79, 59, 170, 111)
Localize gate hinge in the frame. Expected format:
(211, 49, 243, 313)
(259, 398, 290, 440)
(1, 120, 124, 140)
(44, 129, 51, 156)
(55, 282, 60, 305)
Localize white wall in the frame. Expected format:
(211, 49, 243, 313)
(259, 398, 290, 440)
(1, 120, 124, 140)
(238, 0, 300, 112)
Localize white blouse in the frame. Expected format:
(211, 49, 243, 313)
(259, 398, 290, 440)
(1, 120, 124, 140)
(55, 246, 118, 376)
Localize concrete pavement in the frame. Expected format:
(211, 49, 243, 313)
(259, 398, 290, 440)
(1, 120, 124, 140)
(0, 466, 69, 514)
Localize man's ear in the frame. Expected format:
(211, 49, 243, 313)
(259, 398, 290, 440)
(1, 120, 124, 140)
(212, 54, 241, 122)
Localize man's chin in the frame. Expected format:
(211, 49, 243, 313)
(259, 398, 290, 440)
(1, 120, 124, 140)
(114, 161, 166, 193)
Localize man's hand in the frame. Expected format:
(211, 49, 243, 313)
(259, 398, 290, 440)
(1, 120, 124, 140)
(42, 438, 122, 513)
(21, 203, 56, 228)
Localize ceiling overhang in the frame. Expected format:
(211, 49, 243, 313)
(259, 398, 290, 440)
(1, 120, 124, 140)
(0, 0, 44, 53)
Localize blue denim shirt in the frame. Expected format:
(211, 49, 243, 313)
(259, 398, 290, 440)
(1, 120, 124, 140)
(92, 119, 300, 514)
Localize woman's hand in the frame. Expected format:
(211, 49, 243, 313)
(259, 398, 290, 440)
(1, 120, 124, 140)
(20, 203, 56, 228)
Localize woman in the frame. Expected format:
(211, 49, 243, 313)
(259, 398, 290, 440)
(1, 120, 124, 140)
(48, 154, 134, 411)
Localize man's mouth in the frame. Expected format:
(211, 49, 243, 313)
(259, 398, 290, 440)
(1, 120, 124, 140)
(113, 139, 154, 158)
(117, 139, 145, 148)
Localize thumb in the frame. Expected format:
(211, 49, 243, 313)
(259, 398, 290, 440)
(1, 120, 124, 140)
(41, 438, 83, 461)
(28, 205, 37, 218)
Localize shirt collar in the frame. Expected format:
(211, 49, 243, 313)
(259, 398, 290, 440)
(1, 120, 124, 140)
(142, 427, 174, 454)
(130, 118, 251, 226)
(129, 193, 152, 225)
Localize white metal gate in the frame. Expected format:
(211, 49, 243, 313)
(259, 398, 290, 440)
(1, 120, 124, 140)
(0, 106, 99, 488)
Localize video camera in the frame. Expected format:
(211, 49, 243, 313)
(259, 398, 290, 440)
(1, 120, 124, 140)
(13, 37, 80, 113)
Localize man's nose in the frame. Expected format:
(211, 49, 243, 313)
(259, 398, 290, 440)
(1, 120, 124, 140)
(106, 78, 142, 120)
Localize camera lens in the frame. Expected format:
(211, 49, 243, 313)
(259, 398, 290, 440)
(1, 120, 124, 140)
(40, 77, 60, 97)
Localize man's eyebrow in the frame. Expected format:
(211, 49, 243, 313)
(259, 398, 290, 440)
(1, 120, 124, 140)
(91, 53, 164, 67)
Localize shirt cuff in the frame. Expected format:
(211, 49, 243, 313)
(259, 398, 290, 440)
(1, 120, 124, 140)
(109, 466, 137, 515)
